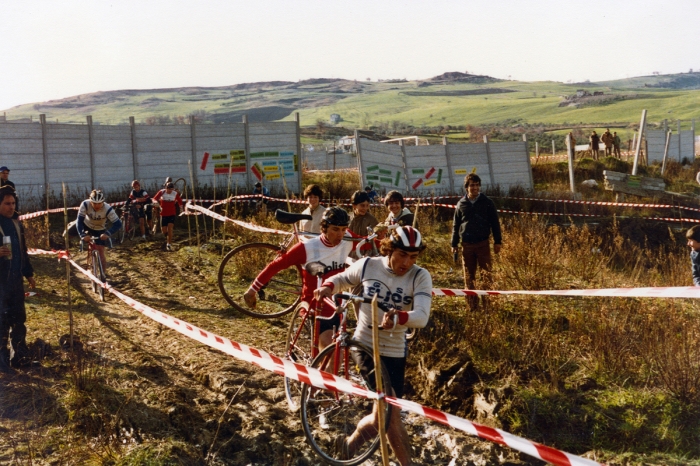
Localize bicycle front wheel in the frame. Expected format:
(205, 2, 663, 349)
(117, 216, 126, 244)
(91, 250, 105, 302)
(218, 242, 302, 318)
(284, 303, 314, 411)
(300, 341, 392, 466)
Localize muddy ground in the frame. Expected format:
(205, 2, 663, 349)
(0, 229, 545, 465)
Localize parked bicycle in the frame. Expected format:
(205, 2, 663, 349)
(297, 291, 393, 466)
(117, 204, 140, 243)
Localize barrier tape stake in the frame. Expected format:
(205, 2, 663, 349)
(62, 182, 74, 352)
(372, 294, 390, 466)
(188, 161, 201, 261)
(45, 182, 50, 249)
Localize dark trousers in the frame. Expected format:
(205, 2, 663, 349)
(461, 240, 492, 290)
(0, 277, 28, 363)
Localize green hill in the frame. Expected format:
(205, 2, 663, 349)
(3, 72, 700, 129)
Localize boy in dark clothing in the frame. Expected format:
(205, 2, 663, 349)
(451, 174, 502, 293)
(0, 186, 35, 372)
(686, 225, 700, 286)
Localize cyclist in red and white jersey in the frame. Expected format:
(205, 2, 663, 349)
(77, 190, 122, 275)
(152, 182, 183, 251)
(243, 207, 354, 348)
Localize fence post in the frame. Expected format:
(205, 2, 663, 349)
(552, 139, 556, 156)
(677, 119, 682, 162)
(189, 115, 198, 189)
(87, 116, 96, 189)
(39, 114, 49, 198)
(523, 134, 534, 192)
(399, 140, 409, 193)
(295, 112, 303, 191)
(483, 135, 495, 188)
(632, 110, 647, 176)
(661, 130, 672, 175)
(243, 115, 252, 188)
(566, 134, 576, 193)
(443, 136, 456, 194)
(129, 116, 139, 180)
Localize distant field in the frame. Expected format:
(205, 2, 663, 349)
(3, 73, 700, 129)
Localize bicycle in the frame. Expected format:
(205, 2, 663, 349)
(82, 235, 111, 302)
(217, 209, 313, 318)
(117, 205, 140, 244)
(298, 291, 393, 466)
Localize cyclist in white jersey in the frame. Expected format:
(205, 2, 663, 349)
(315, 226, 431, 466)
(76, 190, 122, 275)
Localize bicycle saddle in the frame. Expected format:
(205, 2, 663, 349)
(275, 209, 313, 225)
(305, 261, 327, 277)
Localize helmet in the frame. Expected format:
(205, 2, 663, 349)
(89, 190, 105, 203)
(390, 226, 425, 252)
(321, 207, 350, 227)
(254, 182, 262, 188)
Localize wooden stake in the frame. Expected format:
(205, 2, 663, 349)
(371, 295, 390, 466)
(62, 183, 73, 352)
(188, 161, 201, 261)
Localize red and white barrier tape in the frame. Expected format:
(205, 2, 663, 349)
(46, 250, 602, 466)
(186, 203, 293, 235)
(19, 207, 79, 220)
(432, 286, 700, 299)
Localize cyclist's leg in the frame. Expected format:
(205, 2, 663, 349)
(317, 311, 339, 350)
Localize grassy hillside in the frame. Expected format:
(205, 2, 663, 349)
(3, 72, 700, 129)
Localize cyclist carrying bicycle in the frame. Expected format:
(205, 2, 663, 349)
(124, 180, 152, 239)
(243, 207, 354, 348)
(77, 190, 122, 277)
(315, 226, 432, 466)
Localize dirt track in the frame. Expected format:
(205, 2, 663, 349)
(0, 233, 530, 465)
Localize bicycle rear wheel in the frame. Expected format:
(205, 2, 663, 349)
(284, 303, 314, 411)
(218, 242, 302, 318)
(127, 215, 137, 240)
(300, 341, 392, 466)
(91, 250, 105, 302)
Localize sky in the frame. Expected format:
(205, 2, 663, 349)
(1, 0, 699, 111)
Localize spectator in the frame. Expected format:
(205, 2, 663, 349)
(251, 181, 270, 214)
(384, 190, 415, 227)
(348, 190, 379, 259)
(451, 174, 502, 307)
(589, 131, 601, 160)
(298, 184, 326, 234)
(364, 185, 379, 204)
(0, 166, 18, 216)
(601, 128, 614, 156)
(613, 131, 622, 158)
(0, 186, 36, 372)
(687, 226, 700, 286)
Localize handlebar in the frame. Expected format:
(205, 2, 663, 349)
(354, 224, 399, 259)
(332, 293, 395, 312)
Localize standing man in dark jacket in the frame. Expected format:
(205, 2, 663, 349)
(0, 186, 36, 372)
(0, 166, 18, 216)
(451, 174, 502, 297)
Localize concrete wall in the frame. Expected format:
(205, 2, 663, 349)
(0, 118, 301, 208)
(646, 129, 696, 164)
(302, 144, 357, 170)
(357, 137, 533, 196)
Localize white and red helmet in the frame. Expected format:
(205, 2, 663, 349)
(391, 226, 426, 252)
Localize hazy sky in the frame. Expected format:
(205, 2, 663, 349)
(2, 0, 699, 111)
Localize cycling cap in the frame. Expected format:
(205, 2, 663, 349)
(391, 226, 425, 252)
(322, 206, 350, 226)
(89, 190, 105, 203)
